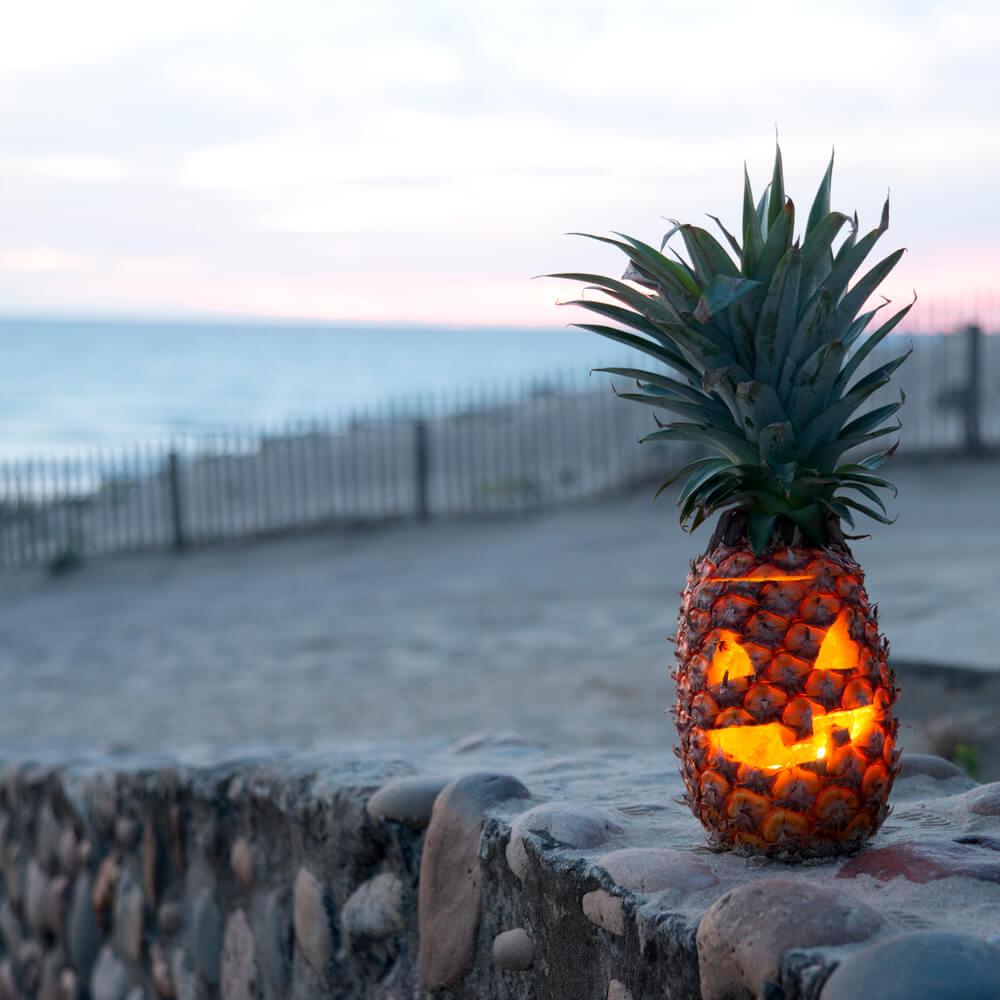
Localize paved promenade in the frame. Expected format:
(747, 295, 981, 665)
(1, 457, 997, 755)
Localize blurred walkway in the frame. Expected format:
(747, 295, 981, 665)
(0, 457, 997, 753)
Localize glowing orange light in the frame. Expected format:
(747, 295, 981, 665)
(706, 705, 878, 771)
(713, 572, 818, 582)
(707, 630, 756, 685)
(813, 609, 860, 672)
(703, 608, 870, 771)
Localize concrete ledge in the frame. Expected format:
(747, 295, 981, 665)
(0, 743, 997, 999)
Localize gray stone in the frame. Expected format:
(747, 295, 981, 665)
(190, 888, 221, 986)
(44, 874, 70, 937)
(58, 829, 79, 877)
(38, 949, 62, 1000)
(0, 901, 24, 956)
(697, 878, 884, 1000)
(37, 803, 62, 870)
(142, 823, 158, 909)
(114, 873, 146, 963)
(220, 909, 257, 1000)
(0, 959, 23, 1000)
(898, 753, 967, 780)
(17, 937, 42, 983)
(608, 981, 634, 1000)
(2, 844, 25, 911)
(90, 945, 127, 1000)
(157, 902, 182, 936)
(59, 968, 81, 1000)
(966, 782, 1000, 816)
(25, 859, 50, 934)
(263, 893, 290, 993)
(169, 948, 202, 1000)
(92, 854, 120, 919)
(820, 931, 1000, 1000)
(67, 876, 101, 983)
(150, 943, 172, 998)
(581, 890, 625, 936)
(293, 868, 332, 976)
(366, 777, 450, 829)
(342, 873, 404, 942)
(16, 940, 42, 994)
(492, 928, 534, 971)
(125, 990, 145, 1000)
(114, 818, 139, 850)
(418, 773, 530, 991)
(507, 801, 623, 879)
(596, 848, 718, 894)
(229, 839, 253, 889)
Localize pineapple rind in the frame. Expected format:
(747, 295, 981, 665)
(674, 543, 899, 859)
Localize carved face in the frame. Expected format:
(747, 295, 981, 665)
(703, 609, 883, 771)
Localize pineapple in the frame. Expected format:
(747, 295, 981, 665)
(553, 146, 911, 858)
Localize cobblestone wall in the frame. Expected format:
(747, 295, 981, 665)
(0, 746, 998, 1000)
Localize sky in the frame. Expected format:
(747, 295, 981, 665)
(1, 0, 998, 329)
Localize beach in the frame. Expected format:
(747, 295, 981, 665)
(2, 456, 998, 775)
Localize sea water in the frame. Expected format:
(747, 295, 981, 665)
(0, 316, 648, 458)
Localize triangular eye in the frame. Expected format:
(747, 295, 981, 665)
(813, 610, 860, 673)
(708, 630, 755, 685)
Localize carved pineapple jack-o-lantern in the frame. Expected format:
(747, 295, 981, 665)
(554, 145, 908, 857)
(674, 550, 899, 858)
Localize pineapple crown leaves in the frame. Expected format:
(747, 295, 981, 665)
(549, 144, 914, 551)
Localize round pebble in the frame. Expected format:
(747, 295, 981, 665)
(897, 754, 968, 781)
(92, 854, 120, 917)
(492, 928, 534, 971)
(419, 773, 530, 991)
(697, 879, 884, 1000)
(608, 980, 634, 1000)
(150, 943, 173, 998)
(230, 838, 254, 888)
(115, 873, 146, 963)
(90, 945, 127, 1000)
(966, 782, 1000, 817)
(191, 887, 222, 985)
(820, 931, 1000, 1000)
(263, 892, 290, 993)
(293, 868, 333, 975)
(68, 876, 101, 981)
(220, 908, 258, 1000)
(342, 873, 404, 942)
(58, 828, 80, 876)
(582, 890, 625, 936)
(25, 860, 50, 934)
(142, 822, 159, 908)
(157, 902, 182, 936)
(597, 848, 718, 894)
(366, 777, 449, 829)
(507, 802, 623, 879)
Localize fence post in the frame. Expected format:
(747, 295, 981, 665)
(964, 324, 984, 456)
(414, 419, 429, 521)
(167, 451, 186, 552)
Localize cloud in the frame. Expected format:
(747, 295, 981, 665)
(0, 0, 998, 322)
(0, 248, 88, 271)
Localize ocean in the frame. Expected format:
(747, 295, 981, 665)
(0, 317, 645, 459)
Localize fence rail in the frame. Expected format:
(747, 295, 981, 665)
(0, 327, 997, 569)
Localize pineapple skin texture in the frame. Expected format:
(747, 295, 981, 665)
(674, 544, 900, 859)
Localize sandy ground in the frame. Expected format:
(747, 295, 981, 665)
(1, 457, 998, 776)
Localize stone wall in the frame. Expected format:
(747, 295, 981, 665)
(0, 743, 999, 1000)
